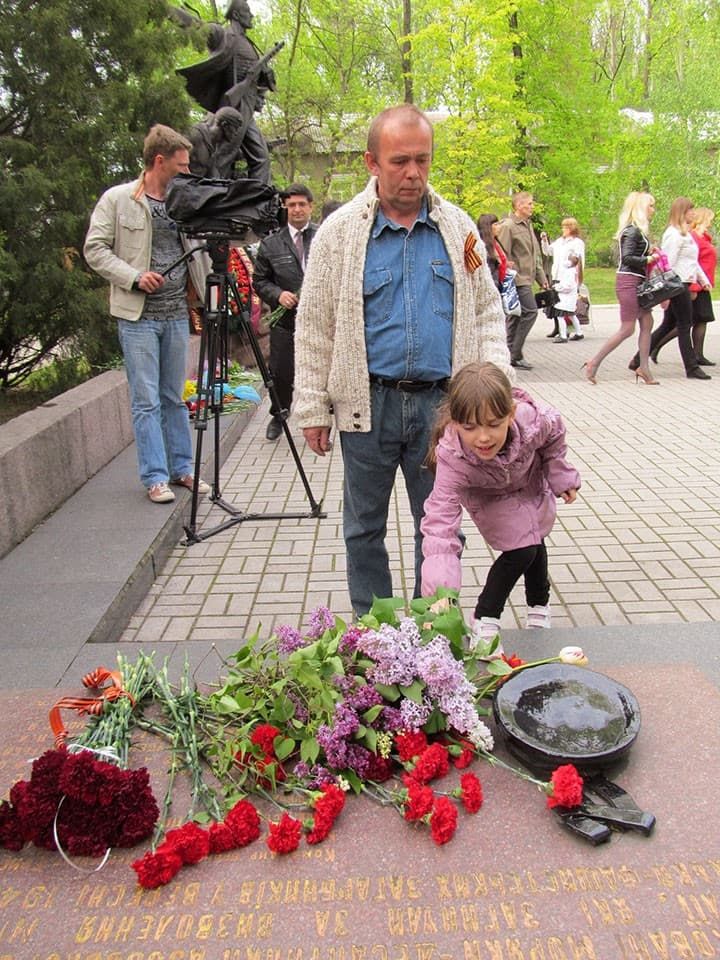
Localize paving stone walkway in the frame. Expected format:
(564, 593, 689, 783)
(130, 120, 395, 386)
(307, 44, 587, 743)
(119, 304, 720, 648)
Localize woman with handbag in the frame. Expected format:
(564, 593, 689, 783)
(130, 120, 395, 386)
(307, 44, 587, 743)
(636, 207, 716, 368)
(541, 218, 585, 340)
(635, 197, 711, 381)
(583, 191, 660, 384)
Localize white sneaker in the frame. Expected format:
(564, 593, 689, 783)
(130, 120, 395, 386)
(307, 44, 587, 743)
(468, 617, 504, 656)
(172, 474, 211, 495)
(525, 605, 552, 629)
(148, 482, 175, 504)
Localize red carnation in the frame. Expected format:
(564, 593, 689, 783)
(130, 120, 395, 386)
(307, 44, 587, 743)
(404, 781, 434, 822)
(429, 796, 458, 845)
(250, 724, 281, 754)
(452, 738, 475, 769)
(266, 813, 302, 854)
(208, 821, 237, 854)
(502, 652, 525, 669)
(395, 731, 428, 762)
(546, 764, 584, 809)
(459, 772, 483, 813)
(410, 743, 450, 784)
(163, 822, 210, 864)
(225, 799, 261, 847)
(306, 810, 334, 845)
(313, 784, 346, 820)
(131, 847, 183, 889)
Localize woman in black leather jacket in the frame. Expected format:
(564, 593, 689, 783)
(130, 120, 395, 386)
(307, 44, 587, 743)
(583, 192, 660, 384)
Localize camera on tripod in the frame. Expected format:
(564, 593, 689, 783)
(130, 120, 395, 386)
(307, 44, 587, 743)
(162, 173, 325, 544)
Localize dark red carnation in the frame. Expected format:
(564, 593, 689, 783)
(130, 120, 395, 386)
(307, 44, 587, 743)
(131, 847, 183, 889)
(404, 781, 434, 822)
(395, 731, 428, 762)
(0, 800, 25, 851)
(364, 753, 394, 782)
(208, 821, 237, 854)
(410, 743, 450, 784)
(225, 799, 261, 847)
(430, 796, 458, 845)
(266, 813, 302, 854)
(459, 772, 483, 813)
(163, 822, 210, 864)
(547, 764, 584, 809)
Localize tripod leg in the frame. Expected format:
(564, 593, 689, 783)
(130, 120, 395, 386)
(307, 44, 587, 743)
(228, 278, 324, 514)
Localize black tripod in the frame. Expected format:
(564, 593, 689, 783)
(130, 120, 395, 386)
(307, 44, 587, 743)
(174, 233, 325, 543)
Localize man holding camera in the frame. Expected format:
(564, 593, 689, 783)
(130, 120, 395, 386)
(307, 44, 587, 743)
(84, 124, 210, 504)
(252, 184, 317, 440)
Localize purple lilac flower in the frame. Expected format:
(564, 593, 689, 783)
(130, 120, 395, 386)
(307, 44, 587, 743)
(339, 626, 364, 653)
(398, 697, 432, 731)
(306, 605, 334, 639)
(345, 744, 372, 778)
(276, 624, 307, 655)
(287, 692, 310, 724)
(346, 684, 383, 711)
(316, 725, 350, 769)
(380, 706, 404, 731)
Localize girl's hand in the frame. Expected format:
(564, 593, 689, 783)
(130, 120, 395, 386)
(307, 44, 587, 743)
(560, 489, 577, 504)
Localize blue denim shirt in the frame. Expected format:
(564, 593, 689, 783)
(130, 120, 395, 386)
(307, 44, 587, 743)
(364, 200, 454, 380)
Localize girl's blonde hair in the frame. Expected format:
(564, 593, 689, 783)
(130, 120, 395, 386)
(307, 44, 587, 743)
(615, 191, 654, 239)
(426, 363, 513, 469)
(690, 206, 714, 235)
(667, 196, 694, 235)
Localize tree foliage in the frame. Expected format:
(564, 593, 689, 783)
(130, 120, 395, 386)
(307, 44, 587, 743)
(0, 0, 190, 388)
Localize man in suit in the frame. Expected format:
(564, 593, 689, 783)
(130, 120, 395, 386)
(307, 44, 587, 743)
(253, 183, 317, 440)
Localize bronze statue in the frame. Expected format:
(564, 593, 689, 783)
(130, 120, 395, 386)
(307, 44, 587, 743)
(172, 0, 283, 184)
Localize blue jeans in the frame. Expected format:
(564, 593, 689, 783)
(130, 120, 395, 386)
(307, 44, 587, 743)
(118, 316, 193, 488)
(339, 382, 444, 616)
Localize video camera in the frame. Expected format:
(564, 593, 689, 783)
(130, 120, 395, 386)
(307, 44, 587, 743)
(165, 173, 283, 242)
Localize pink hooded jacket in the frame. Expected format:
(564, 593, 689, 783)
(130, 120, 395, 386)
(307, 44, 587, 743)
(421, 388, 580, 595)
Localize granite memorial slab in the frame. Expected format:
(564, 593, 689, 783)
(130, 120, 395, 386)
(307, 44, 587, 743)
(0, 662, 718, 959)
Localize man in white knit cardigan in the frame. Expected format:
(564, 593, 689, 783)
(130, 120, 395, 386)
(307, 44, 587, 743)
(294, 104, 512, 615)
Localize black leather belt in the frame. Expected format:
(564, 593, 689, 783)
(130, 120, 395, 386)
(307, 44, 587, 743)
(369, 373, 448, 393)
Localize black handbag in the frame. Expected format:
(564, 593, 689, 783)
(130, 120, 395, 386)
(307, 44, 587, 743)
(637, 269, 685, 310)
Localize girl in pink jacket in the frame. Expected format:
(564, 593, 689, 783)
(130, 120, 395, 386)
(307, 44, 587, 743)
(421, 362, 580, 646)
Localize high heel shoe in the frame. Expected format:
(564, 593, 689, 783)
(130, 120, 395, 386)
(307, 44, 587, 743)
(581, 361, 597, 385)
(635, 369, 660, 385)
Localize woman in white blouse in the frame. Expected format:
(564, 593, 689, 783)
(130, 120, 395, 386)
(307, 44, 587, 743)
(646, 197, 711, 380)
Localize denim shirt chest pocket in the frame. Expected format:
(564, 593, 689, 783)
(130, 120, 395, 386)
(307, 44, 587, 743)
(431, 260, 454, 320)
(363, 267, 393, 326)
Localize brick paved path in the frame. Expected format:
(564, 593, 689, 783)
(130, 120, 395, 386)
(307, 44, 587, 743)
(122, 305, 720, 645)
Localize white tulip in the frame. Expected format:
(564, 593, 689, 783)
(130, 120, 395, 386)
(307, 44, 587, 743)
(558, 646, 588, 666)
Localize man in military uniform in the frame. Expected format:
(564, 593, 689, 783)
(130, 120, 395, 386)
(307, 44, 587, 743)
(174, 0, 276, 183)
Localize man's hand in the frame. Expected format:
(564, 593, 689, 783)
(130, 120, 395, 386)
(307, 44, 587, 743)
(137, 271, 165, 293)
(278, 291, 299, 309)
(303, 426, 332, 456)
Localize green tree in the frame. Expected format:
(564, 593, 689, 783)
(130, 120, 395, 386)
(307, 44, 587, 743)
(0, 0, 190, 388)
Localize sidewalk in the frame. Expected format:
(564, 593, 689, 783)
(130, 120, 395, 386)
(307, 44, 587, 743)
(2, 304, 720, 689)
